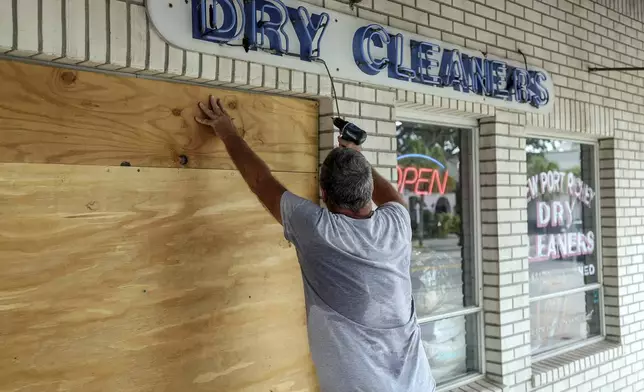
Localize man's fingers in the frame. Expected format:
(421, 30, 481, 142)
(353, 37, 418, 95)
(209, 95, 222, 116)
(197, 96, 231, 127)
(194, 116, 213, 126)
(198, 102, 217, 119)
(216, 98, 230, 117)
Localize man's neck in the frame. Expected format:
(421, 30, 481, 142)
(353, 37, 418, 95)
(333, 205, 373, 219)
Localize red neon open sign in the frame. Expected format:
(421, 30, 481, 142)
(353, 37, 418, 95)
(397, 166, 449, 195)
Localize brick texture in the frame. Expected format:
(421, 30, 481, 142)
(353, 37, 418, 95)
(3, 0, 644, 391)
(479, 114, 532, 392)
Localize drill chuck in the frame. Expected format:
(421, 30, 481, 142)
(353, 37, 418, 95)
(333, 117, 368, 146)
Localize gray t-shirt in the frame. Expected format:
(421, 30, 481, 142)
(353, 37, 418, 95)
(281, 192, 436, 392)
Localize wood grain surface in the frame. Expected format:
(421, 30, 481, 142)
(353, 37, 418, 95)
(0, 60, 320, 392)
(0, 163, 319, 392)
(0, 61, 318, 173)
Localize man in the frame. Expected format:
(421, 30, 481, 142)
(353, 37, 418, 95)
(196, 96, 435, 392)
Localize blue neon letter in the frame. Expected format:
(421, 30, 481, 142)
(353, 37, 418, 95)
(411, 40, 441, 86)
(528, 71, 550, 108)
(244, 0, 290, 54)
(486, 60, 509, 99)
(287, 6, 329, 61)
(387, 33, 416, 81)
(353, 24, 390, 75)
(193, 0, 245, 43)
(470, 57, 491, 95)
(439, 49, 467, 92)
(512, 68, 530, 103)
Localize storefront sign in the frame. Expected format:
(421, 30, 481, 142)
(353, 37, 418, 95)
(527, 171, 596, 263)
(397, 154, 449, 195)
(397, 167, 449, 195)
(148, 0, 555, 113)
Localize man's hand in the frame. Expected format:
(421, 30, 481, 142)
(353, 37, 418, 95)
(337, 136, 361, 151)
(195, 95, 237, 140)
(194, 95, 287, 224)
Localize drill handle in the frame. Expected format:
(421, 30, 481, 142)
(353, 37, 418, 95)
(333, 117, 368, 146)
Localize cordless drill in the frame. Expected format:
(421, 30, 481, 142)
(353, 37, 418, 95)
(333, 117, 368, 146)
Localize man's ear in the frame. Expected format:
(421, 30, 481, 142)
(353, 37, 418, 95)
(321, 188, 328, 203)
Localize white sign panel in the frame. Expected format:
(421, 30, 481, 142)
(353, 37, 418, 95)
(148, 0, 555, 113)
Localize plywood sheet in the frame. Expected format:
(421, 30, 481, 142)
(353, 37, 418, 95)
(0, 163, 319, 392)
(0, 61, 318, 173)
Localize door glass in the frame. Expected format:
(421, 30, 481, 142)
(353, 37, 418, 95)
(397, 123, 476, 317)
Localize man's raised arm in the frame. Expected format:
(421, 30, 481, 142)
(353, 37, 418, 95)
(371, 165, 407, 207)
(195, 95, 287, 224)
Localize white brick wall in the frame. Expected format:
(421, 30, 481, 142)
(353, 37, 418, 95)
(479, 115, 532, 392)
(38, 0, 63, 60)
(129, 4, 147, 71)
(86, 0, 107, 66)
(65, 0, 86, 63)
(108, 0, 127, 69)
(15, 0, 38, 56)
(3, 0, 644, 391)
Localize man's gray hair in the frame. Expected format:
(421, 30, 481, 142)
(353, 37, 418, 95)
(320, 147, 373, 212)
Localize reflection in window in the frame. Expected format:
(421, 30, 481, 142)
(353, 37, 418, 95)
(526, 138, 602, 356)
(397, 122, 479, 384)
(420, 313, 479, 383)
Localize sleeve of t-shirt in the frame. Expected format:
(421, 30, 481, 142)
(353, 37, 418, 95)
(280, 191, 324, 246)
(377, 201, 412, 239)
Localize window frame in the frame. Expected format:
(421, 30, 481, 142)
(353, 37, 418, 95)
(525, 130, 605, 362)
(396, 112, 485, 387)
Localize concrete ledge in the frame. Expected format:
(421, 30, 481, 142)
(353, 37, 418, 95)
(447, 379, 505, 392)
(438, 375, 505, 392)
(531, 340, 622, 389)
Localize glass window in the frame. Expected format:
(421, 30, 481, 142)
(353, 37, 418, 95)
(526, 138, 603, 356)
(397, 122, 480, 384)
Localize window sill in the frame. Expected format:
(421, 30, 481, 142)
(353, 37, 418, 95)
(437, 374, 504, 392)
(531, 340, 622, 388)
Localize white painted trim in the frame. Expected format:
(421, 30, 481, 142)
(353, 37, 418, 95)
(395, 106, 479, 128)
(525, 125, 605, 142)
(417, 306, 481, 325)
(471, 128, 485, 377)
(594, 143, 606, 341)
(529, 283, 602, 303)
